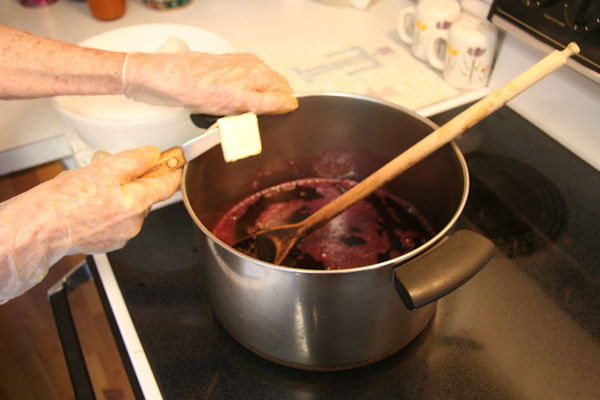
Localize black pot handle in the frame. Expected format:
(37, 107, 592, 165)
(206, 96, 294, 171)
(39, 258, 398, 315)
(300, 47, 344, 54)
(47, 262, 96, 400)
(394, 229, 496, 310)
(190, 113, 222, 129)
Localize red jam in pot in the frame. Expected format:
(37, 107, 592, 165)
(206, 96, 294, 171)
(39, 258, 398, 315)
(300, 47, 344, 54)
(211, 178, 434, 270)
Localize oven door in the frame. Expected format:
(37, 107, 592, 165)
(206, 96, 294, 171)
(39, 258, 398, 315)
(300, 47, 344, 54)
(48, 255, 161, 400)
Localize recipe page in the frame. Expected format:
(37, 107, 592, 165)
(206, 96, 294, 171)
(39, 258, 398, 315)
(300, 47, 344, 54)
(274, 43, 461, 111)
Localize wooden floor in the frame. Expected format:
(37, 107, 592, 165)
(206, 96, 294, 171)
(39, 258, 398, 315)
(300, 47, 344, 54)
(0, 161, 135, 400)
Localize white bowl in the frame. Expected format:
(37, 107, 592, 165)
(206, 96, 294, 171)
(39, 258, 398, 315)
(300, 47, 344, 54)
(53, 23, 235, 154)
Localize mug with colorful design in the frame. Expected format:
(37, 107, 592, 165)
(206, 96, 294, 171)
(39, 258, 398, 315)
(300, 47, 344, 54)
(427, 6, 498, 90)
(397, 0, 461, 61)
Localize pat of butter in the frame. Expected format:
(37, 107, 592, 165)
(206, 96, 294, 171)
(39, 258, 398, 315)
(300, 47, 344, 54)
(217, 112, 262, 162)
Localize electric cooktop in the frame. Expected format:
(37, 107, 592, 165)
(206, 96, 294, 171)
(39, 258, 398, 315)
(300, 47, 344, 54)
(51, 105, 600, 399)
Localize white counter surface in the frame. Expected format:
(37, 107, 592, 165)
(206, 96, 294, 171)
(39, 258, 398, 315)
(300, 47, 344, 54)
(0, 0, 488, 175)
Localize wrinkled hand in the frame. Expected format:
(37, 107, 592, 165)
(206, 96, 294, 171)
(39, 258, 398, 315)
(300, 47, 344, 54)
(0, 146, 180, 303)
(122, 38, 298, 115)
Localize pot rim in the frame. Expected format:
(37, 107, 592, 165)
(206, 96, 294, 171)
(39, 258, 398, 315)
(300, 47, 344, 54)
(182, 92, 469, 274)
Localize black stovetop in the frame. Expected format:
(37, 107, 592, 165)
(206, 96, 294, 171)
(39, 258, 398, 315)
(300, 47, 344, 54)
(91, 105, 600, 399)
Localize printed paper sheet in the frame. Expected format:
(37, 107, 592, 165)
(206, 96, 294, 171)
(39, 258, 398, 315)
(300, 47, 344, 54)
(274, 44, 461, 111)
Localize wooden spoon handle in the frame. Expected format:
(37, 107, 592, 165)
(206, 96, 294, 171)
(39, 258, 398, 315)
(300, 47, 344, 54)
(300, 43, 580, 232)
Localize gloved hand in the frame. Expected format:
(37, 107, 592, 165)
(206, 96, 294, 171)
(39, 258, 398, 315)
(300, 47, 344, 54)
(0, 146, 180, 303)
(121, 37, 298, 115)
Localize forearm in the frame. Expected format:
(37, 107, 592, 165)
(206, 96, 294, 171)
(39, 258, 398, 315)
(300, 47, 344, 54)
(0, 186, 68, 304)
(0, 26, 297, 113)
(0, 26, 125, 99)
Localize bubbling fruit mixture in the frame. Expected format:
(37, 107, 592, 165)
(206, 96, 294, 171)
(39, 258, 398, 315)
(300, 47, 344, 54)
(211, 178, 434, 270)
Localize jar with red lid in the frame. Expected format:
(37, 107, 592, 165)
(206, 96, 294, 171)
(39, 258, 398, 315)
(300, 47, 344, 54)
(20, 0, 57, 6)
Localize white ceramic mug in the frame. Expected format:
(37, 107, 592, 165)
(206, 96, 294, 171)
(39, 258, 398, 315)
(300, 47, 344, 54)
(427, 4, 498, 89)
(397, 0, 461, 61)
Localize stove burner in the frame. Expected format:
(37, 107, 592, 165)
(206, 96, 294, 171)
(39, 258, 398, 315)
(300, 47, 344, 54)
(464, 152, 567, 258)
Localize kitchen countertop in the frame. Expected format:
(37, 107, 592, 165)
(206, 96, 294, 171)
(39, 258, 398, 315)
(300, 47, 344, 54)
(0, 0, 490, 175)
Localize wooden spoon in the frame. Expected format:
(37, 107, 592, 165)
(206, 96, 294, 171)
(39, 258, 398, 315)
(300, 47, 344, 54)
(236, 43, 580, 265)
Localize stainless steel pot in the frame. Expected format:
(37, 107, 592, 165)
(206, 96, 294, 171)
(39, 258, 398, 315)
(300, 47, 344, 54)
(182, 93, 495, 370)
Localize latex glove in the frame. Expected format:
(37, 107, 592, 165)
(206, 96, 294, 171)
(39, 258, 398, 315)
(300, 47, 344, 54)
(0, 146, 180, 304)
(121, 37, 298, 115)
(351, 0, 372, 10)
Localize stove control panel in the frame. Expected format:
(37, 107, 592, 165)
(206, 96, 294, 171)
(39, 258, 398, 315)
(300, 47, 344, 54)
(489, 0, 600, 82)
